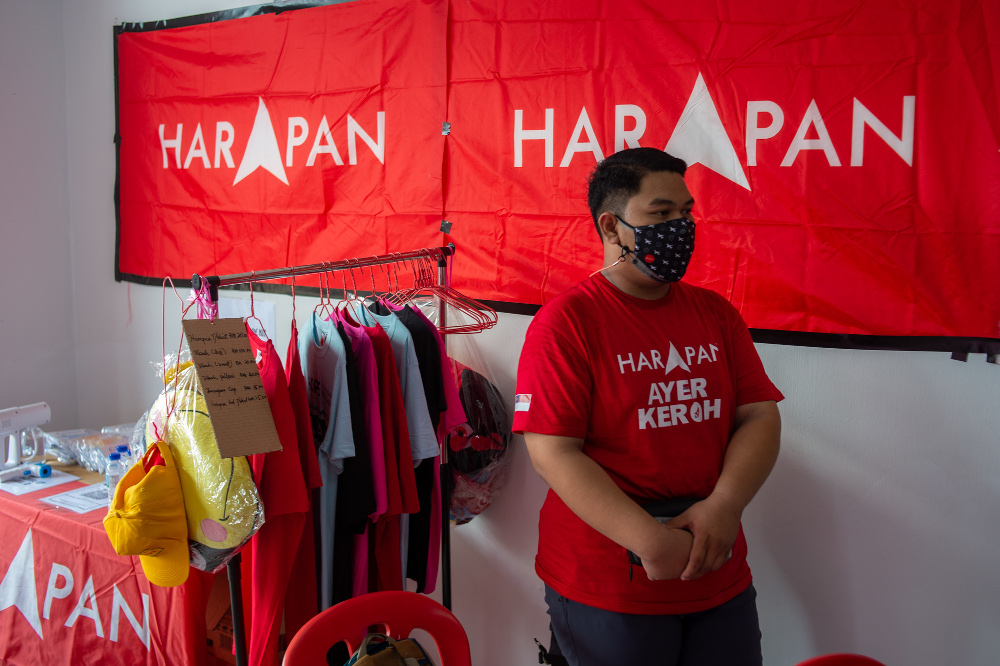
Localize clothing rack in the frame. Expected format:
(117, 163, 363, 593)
(192, 243, 461, 666)
(191, 244, 456, 295)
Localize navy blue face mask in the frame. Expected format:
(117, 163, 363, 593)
(615, 215, 696, 283)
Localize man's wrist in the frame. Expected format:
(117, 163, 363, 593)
(705, 490, 746, 520)
(634, 523, 691, 563)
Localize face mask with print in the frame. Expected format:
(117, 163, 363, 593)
(614, 215, 696, 283)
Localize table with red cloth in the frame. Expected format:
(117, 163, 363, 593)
(0, 466, 214, 666)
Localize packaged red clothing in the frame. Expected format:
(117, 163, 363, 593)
(514, 275, 783, 615)
(446, 364, 511, 525)
(244, 325, 308, 666)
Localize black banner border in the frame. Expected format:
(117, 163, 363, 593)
(115, 1, 357, 34)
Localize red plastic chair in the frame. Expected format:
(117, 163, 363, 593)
(282, 591, 472, 666)
(795, 654, 886, 666)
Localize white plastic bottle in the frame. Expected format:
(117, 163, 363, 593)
(116, 444, 131, 471)
(106, 453, 125, 503)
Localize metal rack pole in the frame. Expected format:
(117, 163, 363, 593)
(192, 244, 456, 290)
(437, 254, 452, 611)
(226, 555, 248, 666)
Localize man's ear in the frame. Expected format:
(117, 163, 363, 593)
(597, 211, 622, 246)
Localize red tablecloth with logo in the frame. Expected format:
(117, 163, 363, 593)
(0, 472, 213, 666)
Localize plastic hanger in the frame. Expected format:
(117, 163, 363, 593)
(247, 272, 269, 341)
(389, 254, 433, 305)
(313, 262, 335, 322)
(393, 251, 497, 334)
(245, 273, 269, 364)
(339, 260, 368, 324)
(363, 264, 390, 315)
(289, 270, 298, 334)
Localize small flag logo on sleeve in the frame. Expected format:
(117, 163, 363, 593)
(514, 394, 532, 412)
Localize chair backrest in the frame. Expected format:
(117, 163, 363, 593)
(795, 654, 886, 666)
(282, 591, 472, 666)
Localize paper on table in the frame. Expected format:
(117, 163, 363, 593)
(0, 469, 79, 496)
(182, 318, 282, 458)
(40, 483, 110, 514)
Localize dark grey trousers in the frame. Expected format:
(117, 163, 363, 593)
(544, 583, 763, 666)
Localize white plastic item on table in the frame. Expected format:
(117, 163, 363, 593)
(105, 453, 125, 503)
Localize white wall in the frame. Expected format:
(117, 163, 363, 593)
(4, 0, 999, 664)
(0, 0, 78, 428)
(747, 345, 1000, 665)
(60, 0, 258, 430)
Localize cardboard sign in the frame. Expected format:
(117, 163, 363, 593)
(182, 318, 281, 458)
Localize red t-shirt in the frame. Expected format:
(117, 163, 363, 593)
(282, 324, 323, 642)
(513, 275, 783, 615)
(245, 326, 308, 517)
(244, 325, 309, 666)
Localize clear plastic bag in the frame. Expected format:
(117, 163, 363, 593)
(39, 428, 122, 471)
(40, 422, 148, 473)
(142, 360, 264, 573)
(127, 413, 149, 463)
(438, 309, 512, 525)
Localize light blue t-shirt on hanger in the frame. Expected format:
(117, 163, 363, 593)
(299, 311, 355, 611)
(351, 303, 441, 463)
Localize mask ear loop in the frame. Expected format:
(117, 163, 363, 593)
(589, 244, 630, 278)
(589, 213, 632, 278)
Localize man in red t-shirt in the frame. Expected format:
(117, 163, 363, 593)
(514, 148, 783, 666)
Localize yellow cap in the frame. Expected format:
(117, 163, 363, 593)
(103, 441, 189, 587)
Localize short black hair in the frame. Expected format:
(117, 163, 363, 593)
(587, 148, 688, 237)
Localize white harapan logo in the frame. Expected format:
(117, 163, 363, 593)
(665, 73, 750, 190)
(662, 342, 692, 376)
(233, 97, 289, 186)
(513, 73, 917, 190)
(0, 529, 43, 638)
(157, 97, 386, 186)
(0, 528, 153, 649)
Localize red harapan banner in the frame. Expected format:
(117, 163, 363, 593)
(116, 0, 1000, 345)
(116, 0, 448, 285)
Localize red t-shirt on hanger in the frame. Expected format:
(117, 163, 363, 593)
(242, 324, 309, 666)
(282, 323, 323, 642)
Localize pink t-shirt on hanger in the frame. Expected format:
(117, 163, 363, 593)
(380, 299, 468, 594)
(330, 308, 388, 518)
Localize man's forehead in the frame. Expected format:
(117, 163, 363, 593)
(634, 171, 693, 206)
(646, 196, 695, 207)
